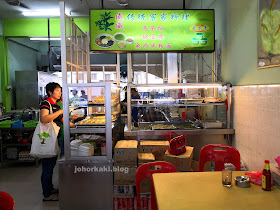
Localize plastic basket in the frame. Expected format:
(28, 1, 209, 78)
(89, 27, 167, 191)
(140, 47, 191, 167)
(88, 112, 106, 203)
(11, 121, 23, 128)
(0, 120, 16, 128)
(23, 120, 39, 128)
(7, 147, 18, 159)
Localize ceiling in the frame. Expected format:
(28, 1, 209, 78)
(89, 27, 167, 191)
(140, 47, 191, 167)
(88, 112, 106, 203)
(0, 0, 193, 19)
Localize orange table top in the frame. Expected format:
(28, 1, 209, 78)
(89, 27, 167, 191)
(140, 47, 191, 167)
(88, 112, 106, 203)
(153, 171, 280, 210)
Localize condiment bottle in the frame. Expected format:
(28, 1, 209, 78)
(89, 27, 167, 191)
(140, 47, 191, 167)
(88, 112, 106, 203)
(262, 160, 271, 191)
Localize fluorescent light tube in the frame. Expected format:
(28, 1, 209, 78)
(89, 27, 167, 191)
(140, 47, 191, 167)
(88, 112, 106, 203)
(131, 83, 223, 90)
(30, 37, 61, 41)
(22, 9, 70, 17)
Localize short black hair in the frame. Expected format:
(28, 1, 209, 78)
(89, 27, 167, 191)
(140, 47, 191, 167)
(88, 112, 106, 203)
(131, 87, 137, 92)
(46, 82, 62, 97)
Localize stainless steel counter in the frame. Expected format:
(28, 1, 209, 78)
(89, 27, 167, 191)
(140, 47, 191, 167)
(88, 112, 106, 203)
(125, 129, 235, 161)
(124, 129, 235, 137)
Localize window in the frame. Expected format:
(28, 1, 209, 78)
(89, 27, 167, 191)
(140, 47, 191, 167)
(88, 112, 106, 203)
(91, 73, 97, 81)
(105, 74, 111, 81)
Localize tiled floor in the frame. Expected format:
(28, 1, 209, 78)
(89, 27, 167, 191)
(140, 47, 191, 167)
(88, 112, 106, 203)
(0, 162, 59, 210)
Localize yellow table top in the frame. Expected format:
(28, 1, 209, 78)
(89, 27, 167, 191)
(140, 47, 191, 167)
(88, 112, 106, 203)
(153, 171, 280, 210)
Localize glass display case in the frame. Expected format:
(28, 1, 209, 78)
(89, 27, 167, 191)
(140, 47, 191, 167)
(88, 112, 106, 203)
(63, 83, 122, 160)
(126, 83, 231, 132)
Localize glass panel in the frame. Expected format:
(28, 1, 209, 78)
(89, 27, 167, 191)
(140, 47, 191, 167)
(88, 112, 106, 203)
(128, 85, 227, 130)
(133, 66, 146, 84)
(67, 85, 121, 157)
(181, 53, 197, 83)
(132, 53, 146, 64)
(91, 72, 98, 82)
(104, 66, 117, 82)
(148, 66, 163, 84)
(67, 64, 72, 84)
(78, 71, 84, 83)
(148, 53, 162, 64)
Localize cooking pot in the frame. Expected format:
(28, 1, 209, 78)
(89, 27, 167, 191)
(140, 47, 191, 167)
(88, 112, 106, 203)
(32, 110, 39, 121)
(24, 107, 39, 121)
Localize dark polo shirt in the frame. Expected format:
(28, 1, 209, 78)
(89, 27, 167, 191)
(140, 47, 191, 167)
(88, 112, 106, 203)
(39, 97, 63, 128)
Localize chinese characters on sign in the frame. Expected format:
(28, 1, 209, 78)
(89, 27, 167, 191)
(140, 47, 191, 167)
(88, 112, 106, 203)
(124, 12, 189, 49)
(90, 10, 215, 52)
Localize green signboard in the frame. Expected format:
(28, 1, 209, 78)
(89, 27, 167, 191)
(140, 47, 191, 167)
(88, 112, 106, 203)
(90, 10, 215, 53)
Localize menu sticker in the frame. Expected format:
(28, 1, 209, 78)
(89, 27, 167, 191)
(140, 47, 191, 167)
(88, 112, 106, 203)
(90, 10, 215, 52)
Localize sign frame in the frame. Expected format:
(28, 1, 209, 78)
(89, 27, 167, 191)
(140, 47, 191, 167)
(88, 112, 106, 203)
(90, 9, 215, 53)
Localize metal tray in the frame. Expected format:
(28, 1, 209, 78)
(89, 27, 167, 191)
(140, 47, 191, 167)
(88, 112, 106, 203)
(87, 103, 105, 106)
(203, 121, 223, 129)
(152, 124, 176, 130)
(76, 124, 106, 127)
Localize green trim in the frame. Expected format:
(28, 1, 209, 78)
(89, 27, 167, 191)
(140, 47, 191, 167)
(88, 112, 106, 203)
(0, 37, 11, 111)
(4, 19, 48, 37)
(3, 18, 90, 37)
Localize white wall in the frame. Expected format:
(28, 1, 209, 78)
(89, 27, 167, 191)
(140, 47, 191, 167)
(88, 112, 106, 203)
(233, 85, 280, 170)
(188, 0, 280, 170)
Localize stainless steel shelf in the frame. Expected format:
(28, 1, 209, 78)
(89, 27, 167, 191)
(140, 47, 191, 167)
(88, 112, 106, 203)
(124, 129, 235, 137)
(3, 143, 31, 147)
(71, 127, 106, 134)
(87, 103, 120, 107)
(0, 127, 36, 130)
(134, 102, 226, 108)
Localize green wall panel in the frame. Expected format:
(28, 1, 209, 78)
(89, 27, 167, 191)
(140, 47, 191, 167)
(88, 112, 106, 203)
(3, 18, 90, 37)
(74, 18, 90, 34)
(0, 37, 11, 111)
(50, 18, 61, 37)
(4, 19, 48, 37)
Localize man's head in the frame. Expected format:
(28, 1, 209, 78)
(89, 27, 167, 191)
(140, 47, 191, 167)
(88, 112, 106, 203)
(46, 82, 62, 97)
(81, 90, 85, 95)
(71, 89, 78, 96)
(131, 88, 138, 96)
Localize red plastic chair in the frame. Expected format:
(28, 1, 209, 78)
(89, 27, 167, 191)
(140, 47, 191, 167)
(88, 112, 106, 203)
(0, 191, 15, 210)
(199, 144, 241, 172)
(136, 161, 177, 210)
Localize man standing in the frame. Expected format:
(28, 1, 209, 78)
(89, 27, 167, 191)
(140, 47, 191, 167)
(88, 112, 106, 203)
(80, 90, 88, 100)
(69, 89, 79, 104)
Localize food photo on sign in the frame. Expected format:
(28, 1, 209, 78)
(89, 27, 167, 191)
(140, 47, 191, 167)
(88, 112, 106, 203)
(90, 10, 215, 52)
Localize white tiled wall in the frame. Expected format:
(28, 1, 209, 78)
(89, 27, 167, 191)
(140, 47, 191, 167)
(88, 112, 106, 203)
(232, 85, 280, 170)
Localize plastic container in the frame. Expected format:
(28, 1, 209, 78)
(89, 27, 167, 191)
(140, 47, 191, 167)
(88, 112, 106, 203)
(78, 143, 94, 156)
(23, 120, 39, 128)
(0, 120, 16, 128)
(11, 121, 23, 128)
(7, 147, 18, 159)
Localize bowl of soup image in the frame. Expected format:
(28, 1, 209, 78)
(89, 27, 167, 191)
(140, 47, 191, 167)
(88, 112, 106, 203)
(192, 38, 199, 45)
(125, 37, 134, 44)
(195, 33, 204, 39)
(200, 38, 208, 45)
(114, 32, 126, 41)
(117, 41, 126, 49)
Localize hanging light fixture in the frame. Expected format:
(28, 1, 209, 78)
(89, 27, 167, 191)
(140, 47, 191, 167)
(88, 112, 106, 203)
(116, 0, 128, 6)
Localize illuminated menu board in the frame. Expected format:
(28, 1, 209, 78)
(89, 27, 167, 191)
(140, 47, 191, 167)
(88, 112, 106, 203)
(90, 10, 215, 52)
